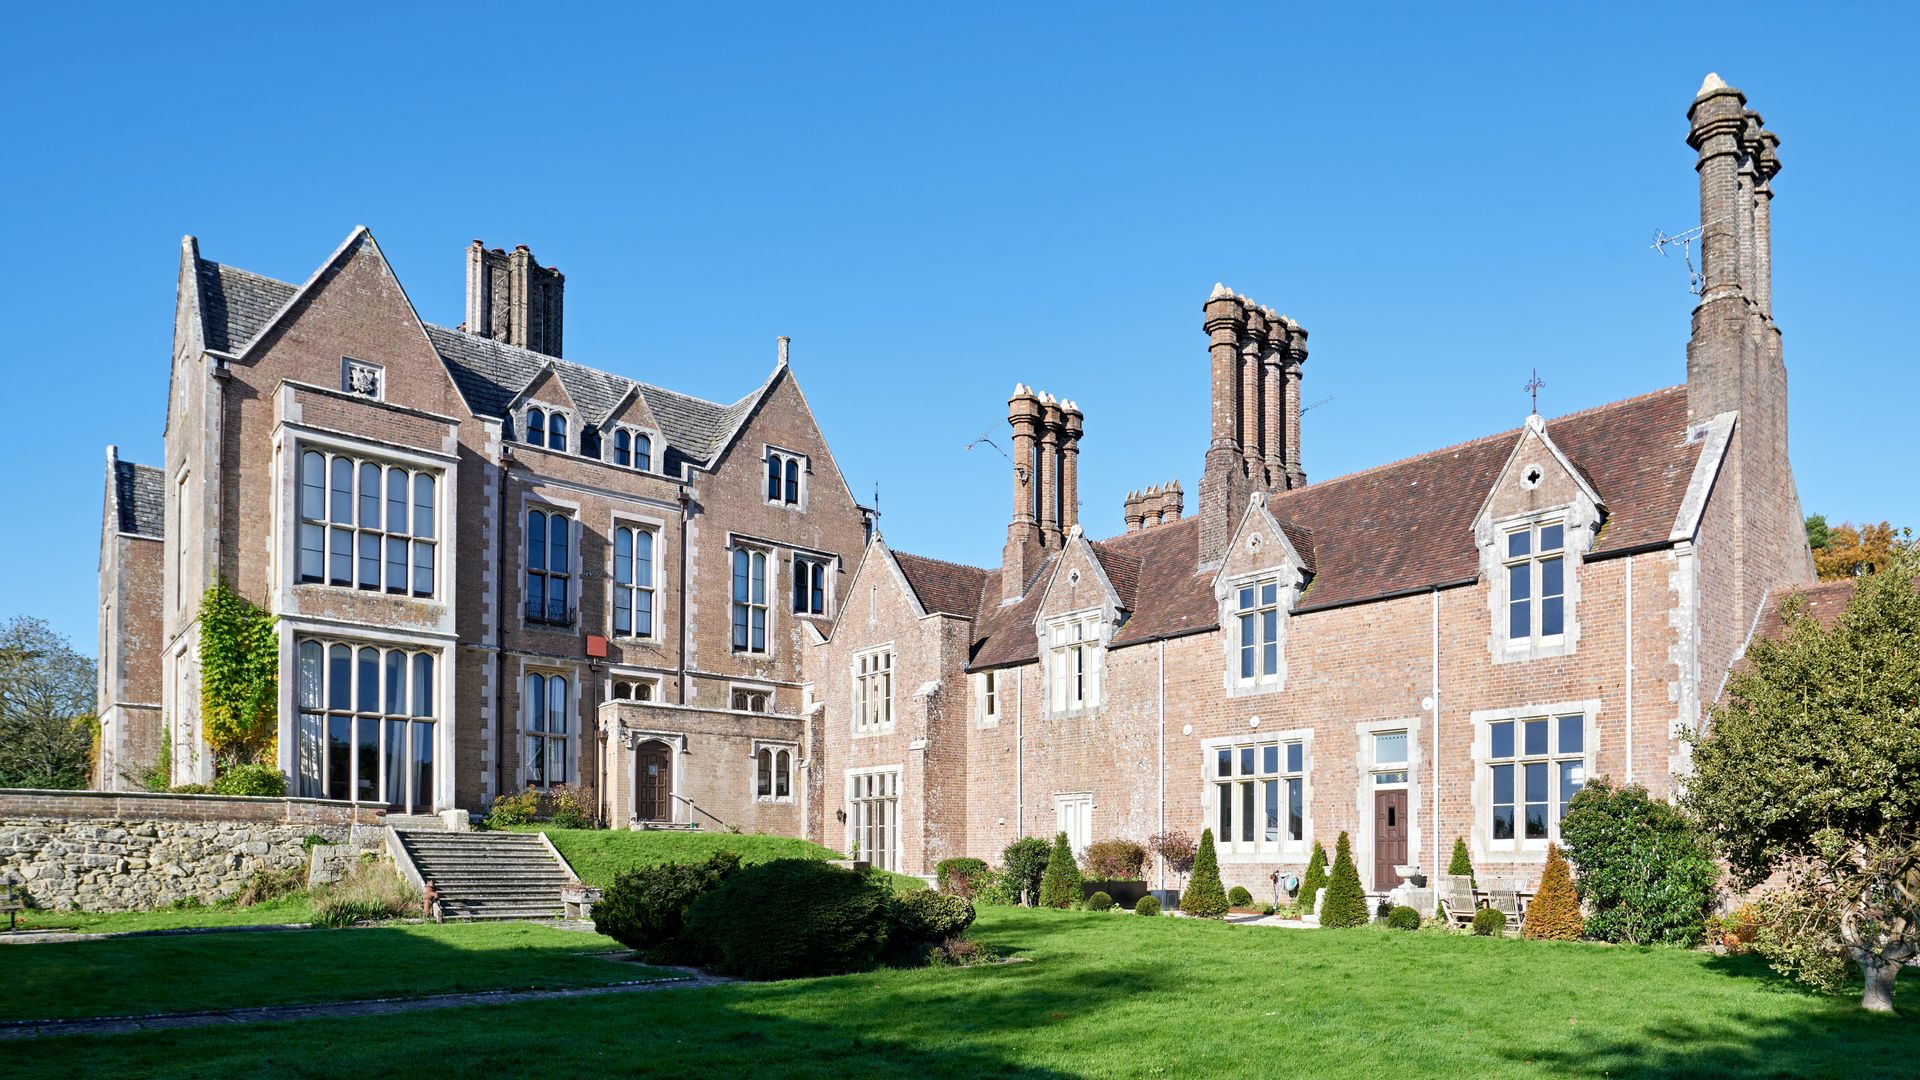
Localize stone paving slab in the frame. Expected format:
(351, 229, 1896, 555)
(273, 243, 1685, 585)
(0, 969, 729, 1042)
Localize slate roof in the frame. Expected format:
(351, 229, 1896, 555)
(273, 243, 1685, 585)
(891, 551, 990, 619)
(112, 458, 165, 539)
(194, 257, 762, 473)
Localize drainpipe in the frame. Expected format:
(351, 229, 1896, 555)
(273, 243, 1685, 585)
(1430, 587, 1441, 883)
(493, 453, 511, 804)
(677, 484, 692, 705)
(1157, 638, 1166, 894)
(1015, 666, 1024, 836)
(1624, 554, 1635, 784)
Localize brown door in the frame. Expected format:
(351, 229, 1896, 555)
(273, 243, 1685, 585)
(1374, 789, 1408, 889)
(636, 743, 672, 821)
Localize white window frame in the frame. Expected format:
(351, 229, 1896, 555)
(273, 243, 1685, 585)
(845, 766, 901, 871)
(1203, 731, 1311, 860)
(976, 669, 1002, 727)
(1229, 573, 1285, 689)
(610, 522, 659, 639)
(730, 545, 773, 654)
(754, 739, 797, 803)
(765, 447, 807, 509)
(1471, 701, 1598, 860)
(1053, 792, 1093, 857)
(297, 446, 440, 599)
(852, 645, 894, 735)
(523, 668, 576, 789)
(1501, 515, 1569, 652)
(1045, 611, 1103, 716)
(293, 636, 440, 812)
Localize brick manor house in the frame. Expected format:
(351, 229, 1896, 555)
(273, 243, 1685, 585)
(99, 75, 1814, 894)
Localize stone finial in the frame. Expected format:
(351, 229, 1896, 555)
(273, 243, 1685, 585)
(1696, 72, 1729, 97)
(1210, 282, 1233, 299)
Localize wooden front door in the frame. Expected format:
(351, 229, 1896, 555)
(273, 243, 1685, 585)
(636, 743, 672, 821)
(1374, 789, 1408, 889)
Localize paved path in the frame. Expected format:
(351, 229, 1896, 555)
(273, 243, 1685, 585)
(0, 970, 731, 1042)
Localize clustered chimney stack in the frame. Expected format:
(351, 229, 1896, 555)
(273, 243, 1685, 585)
(1002, 385, 1083, 599)
(1684, 74, 1810, 627)
(1122, 481, 1184, 532)
(466, 240, 565, 357)
(1198, 283, 1307, 562)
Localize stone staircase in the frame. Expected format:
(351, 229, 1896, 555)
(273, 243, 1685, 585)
(393, 831, 576, 921)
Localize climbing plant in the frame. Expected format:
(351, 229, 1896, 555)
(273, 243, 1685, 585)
(199, 579, 279, 764)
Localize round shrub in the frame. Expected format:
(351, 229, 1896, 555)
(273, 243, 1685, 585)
(1000, 836, 1051, 906)
(1083, 839, 1147, 880)
(1038, 833, 1084, 909)
(888, 888, 976, 942)
(544, 785, 595, 829)
(1387, 905, 1422, 931)
(1087, 891, 1114, 911)
(212, 764, 285, 796)
(684, 859, 892, 980)
(592, 851, 741, 960)
(1472, 907, 1508, 936)
(1227, 886, 1253, 908)
(1559, 779, 1718, 946)
(936, 857, 990, 895)
(484, 789, 541, 829)
(1135, 895, 1162, 916)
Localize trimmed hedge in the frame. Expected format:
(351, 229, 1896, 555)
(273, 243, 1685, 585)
(1083, 839, 1147, 880)
(592, 851, 742, 961)
(1521, 844, 1584, 941)
(1299, 841, 1329, 907)
(1447, 837, 1476, 888)
(1135, 895, 1162, 916)
(1227, 886, 1253, 908)
(1087, 891, 1114, 911)
(212, 763, 285, 797)
(1318, 832, 1369, 929)
(1387, 905, 1421, 931)
(1472, 907, 1508, 936)
(936, 857, 990, 896)
(684, 859, 892, 980)
(1038, 832, 1084, 909)
(1000, 837, 1051, 906)
(1180, 829, 1229, 919)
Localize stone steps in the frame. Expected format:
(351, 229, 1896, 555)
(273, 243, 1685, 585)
(394, 830, 575, 923)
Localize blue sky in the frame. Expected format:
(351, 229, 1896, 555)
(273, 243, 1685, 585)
(5, 3, 1915, 652)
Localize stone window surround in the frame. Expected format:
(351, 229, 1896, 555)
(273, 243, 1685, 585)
(1466, 699, 1601, 867)
(606, 423, 660, 472)
(975, 669, 1003, 728)
(728, 679, 777, 715)
(752, 738, 798, 802)
(272, 618, 456, 814)
(1218, 564, 1299, 698)
(518, 657, 584, 791)
(1042, 608, 1105, 720)
(851, 642, 895, 737)
(1480, 500, 1597, 665)
(607, 510, 667, 643)
(1350, 717, 1423, 893)
(520, 492, 582, 631)
(607, 669, 662, 703)
(520, 399, 574, 454)
(728, 540, 777, 657)
(1200, 726, 1313, 863)
(764, 444, 809, 510)
(844, 764, 902, 871)
(790, 548, 837, 620)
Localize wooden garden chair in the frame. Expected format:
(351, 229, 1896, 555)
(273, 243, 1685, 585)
(1488, 888, 1524, 932)
(1436, 874, 1478, 929)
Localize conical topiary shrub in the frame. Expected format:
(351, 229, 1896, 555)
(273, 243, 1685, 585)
(1180, 828, 1229, 919)
(1299, 840, 1328, 907)
(1522, 843, 1584, 941)
(1037, 832, 1084, 909)
(1318, 832, 1369, 929)
(1447, 837, 1476, 888)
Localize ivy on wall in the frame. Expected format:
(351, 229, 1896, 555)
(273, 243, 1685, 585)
(198, 579, 278, 764)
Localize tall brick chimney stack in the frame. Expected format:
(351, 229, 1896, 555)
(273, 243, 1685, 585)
(1037, 393, 1065, 549)
(1059, 399, 1084, 534)
(1261, 309, 1285, 485)
(1240, 304, 1268, 478)
(1003, 385, 1045, 600)
(466, 240, 565, 357)
(1199, 284, 1249, 564)
(1684, 74, 1812, 622)
(1281, 317, 1308, 489)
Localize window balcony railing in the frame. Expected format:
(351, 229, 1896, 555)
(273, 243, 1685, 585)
(525, 597, 574, 625)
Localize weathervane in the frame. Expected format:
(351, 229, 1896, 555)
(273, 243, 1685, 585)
(1525, 369, 1546, 415)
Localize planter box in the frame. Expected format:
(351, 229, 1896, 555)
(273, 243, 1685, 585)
(1149, 887, 1182, 912)
(1082, 880, 1149, 909)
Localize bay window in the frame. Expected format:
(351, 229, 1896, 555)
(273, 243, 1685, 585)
(298, 448, 436, 597)
(295, 637, 436, 811)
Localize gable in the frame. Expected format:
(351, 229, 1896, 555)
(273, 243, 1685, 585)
(514, 365, 580, 416)
(893, 551, 988, 619)
(1216, 495, 1310, 588)
(1481, 422, 1603, 528)
(1036, 536, 1117, 621)
(605, 386, 663, 434)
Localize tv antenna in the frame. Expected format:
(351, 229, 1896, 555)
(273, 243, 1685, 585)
(964, 432, 1010, 462)
(1301, 395, 1335, 415)
(1651, 225, 1706, 296)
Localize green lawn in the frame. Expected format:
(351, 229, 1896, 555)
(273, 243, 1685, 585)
(10, 907, 1916, 1078)
(526, 827, 925, 892)
(8, 891, 319, 935)
(1, 921, 664, 1023)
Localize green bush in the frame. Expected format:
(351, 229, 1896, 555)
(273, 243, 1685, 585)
(1472, 906, 1508, 936)
(936, 857, 990, 895)
(1447, 837, 1476, 888)
(167, 784, 213, 794)
(1087, 891, 1114, 911)
(1387, 905, 1422, 931)
(485, 789, 542, 829)
(1038, 832, 1084, 909)
(545, 785, 596, 829)
(684, 859, 891, 980)
(999, 836, 1051, 907)
(1227, 885, 1253, 908)
(212, 764, 286, 797)
(1135, 895, 1161, 916)
(592, 851, 742, 960)
(1083, 839, 1147, 880)
(887, 889, 976, 943)
(1180, 829, 1229, 919)
(1318, 832, 1369, 929)
(1559, 779, 1718, 946)
(1299, 841, 1329, 906)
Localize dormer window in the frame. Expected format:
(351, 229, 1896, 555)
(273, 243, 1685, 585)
(1234, 577, 1284, 685)
(1047, 612, 1102, 715)
(767, 449, 805, 507)
(1504, 519, 1566, 645)
(548, 413, 568, 452)
(613, 429, 654, 472)
(523, 407, 568, 452)
(527, 408, 546, 446)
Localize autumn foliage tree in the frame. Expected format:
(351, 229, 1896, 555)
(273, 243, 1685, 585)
(1687, 550, 1920, 1011)
(1521, 844, 1585, 941)
(1807, 515, 1914, 581)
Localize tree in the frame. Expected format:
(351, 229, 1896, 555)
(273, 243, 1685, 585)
(1038, 832, 1083, 909)
(1559, 779, 1718, 946)
(1521, 843, 1584, 941)
(1000, 836, 1051, 907)
(1299, 840, 1329, 906)
(1447, 837, 1476, 888)
(1148, 830, 1197, 890)
(0, 616, 96, 789)
(1687, 551, 1920, 1011)
(1805, 514, 1832, 553)
(1180, 828, 1229, 919)
(1319, 832, 1369, 929)
(1811, 520, 1914, 581)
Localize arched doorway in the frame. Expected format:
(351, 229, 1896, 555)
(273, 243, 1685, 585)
(635, 740, 673, 823)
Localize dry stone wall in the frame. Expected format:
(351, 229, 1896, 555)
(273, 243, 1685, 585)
(0, 790, 384, 912)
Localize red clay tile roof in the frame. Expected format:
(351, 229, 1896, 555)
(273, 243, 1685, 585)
(1751, 579, 1857, 642)
(959, 386, 1706, 667)
(891, 550, 990, 618)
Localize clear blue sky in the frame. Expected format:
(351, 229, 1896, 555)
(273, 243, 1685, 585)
(5, 3, 1915, 653)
